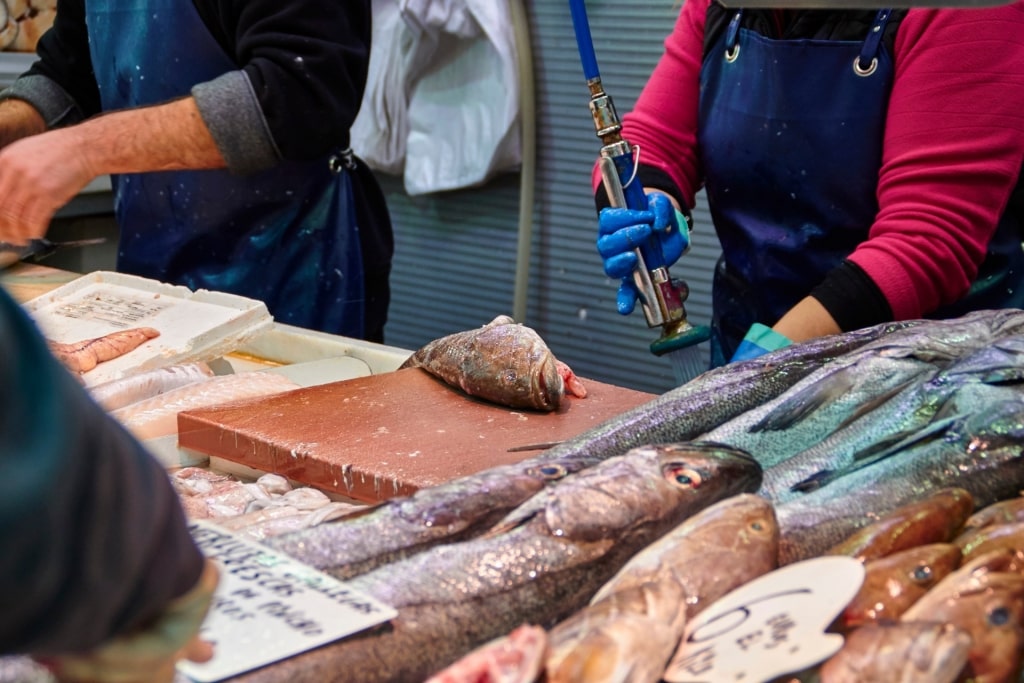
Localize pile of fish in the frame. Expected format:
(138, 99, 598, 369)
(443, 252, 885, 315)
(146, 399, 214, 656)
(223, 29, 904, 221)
(86, 361, 300, 440)
(245, 308, 1024, 682)
(171, 468, 361, 540)
(5, 309, 1024, 683)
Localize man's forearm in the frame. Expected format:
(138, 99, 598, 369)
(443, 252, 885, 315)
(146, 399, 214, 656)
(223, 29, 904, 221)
(0, 98, 46, 148)
(70, 96, 227, 177)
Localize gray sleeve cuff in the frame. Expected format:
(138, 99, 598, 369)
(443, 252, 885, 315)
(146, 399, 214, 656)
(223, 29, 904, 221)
(0, 74, 83, 128)
(192, 70, 281, 175)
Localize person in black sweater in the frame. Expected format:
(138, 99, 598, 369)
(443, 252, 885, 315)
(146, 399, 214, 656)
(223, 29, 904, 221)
(0, 0, 394, 342)
(0, 285, 218, 682)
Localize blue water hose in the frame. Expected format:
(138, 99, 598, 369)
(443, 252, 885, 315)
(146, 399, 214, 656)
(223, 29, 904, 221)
(568, 0, 600, 81)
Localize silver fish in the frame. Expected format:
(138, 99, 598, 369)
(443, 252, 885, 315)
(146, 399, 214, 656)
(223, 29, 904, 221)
(775, 397, 1024, 565)
(230, 442, 762, 683)
(762, 338, 1024, 504)
(535, 319, 920, 467)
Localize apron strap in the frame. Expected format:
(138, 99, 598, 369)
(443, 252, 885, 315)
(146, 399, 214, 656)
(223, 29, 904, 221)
(855, 9, 893, 76)
(725, 10, 743, 61)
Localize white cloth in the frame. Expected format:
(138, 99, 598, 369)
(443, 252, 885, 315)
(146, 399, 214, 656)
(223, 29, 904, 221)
(350, 0, 409, 175)
(351, 0, 521, 196)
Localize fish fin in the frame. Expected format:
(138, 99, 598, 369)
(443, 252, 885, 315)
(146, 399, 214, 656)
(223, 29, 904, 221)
(750, 366, 857, 433)
(789, 469, 836, 493)
(481, 509, 542, 539)
(980, 367, 1024, 385)
(831, 378, 920, 433)
(846, 415, 961, 470)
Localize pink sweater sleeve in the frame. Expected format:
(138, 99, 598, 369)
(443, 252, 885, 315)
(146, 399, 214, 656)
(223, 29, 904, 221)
(590, 0, 707, 205)
(846, 4, 1024, 320)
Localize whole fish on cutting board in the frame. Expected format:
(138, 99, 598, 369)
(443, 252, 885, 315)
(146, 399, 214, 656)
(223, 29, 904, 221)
(399, 315, 587, 411)
(543, 494, 779, 683)
(267, 319, 911, 581)
(47, 327, 160, 374)
(774, 398, 1024, 565)
(230, 442, 762, 683)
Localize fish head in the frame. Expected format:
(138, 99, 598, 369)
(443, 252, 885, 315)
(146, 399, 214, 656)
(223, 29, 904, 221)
(657, 441, 763, 499)
(478, 323, 564, 411)
(841, 543, 962, 630)
(963, 495, 1024, 534)
(931, 572, 1024, 682)
(537, 442, 762, 544)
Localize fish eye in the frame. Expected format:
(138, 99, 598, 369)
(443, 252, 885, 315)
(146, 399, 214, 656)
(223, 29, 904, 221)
(751, 521, 764, 532)
(988, 606, 1012, 627)
(911, 564, 934, 583)
(666, 465, 703, 489)
(530, 464, 568, 480)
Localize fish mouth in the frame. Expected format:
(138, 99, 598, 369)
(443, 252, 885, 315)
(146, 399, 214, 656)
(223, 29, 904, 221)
(533, 358, 563, 410)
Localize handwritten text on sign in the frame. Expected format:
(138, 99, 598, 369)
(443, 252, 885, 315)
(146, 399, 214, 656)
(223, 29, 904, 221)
(177, 520, 398, 682)
(663, 556, 865, 683)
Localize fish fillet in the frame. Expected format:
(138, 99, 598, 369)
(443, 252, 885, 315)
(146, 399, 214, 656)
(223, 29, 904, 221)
(88, 361, 216, 411)
(48, 327, 160, 373)
(110, 371, 300, 440)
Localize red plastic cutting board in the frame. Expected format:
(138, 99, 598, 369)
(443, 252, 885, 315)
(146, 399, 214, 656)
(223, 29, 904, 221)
(177, 367, 655, 503)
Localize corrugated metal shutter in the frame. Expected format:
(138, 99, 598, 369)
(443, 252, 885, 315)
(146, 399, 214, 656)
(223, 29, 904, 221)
(380, 0, 720, 395)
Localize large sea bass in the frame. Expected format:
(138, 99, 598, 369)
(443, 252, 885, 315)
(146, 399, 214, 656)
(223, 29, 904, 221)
(231, 442, 763, 683)
(775, 397, 1024, 564)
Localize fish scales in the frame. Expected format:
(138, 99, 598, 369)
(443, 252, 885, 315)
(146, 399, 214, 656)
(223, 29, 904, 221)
(535, 319, 920, 466)
(700, 347, 942, 471)
(775, 397, 1024, 565)
(760, 336, 1024, 503)
(399, 315, 578, 411)
(228, 442, 762, 683)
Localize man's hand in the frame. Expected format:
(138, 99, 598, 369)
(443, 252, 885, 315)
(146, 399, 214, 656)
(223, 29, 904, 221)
(41, 559, 220, 683)
(0, 126, 96, 245)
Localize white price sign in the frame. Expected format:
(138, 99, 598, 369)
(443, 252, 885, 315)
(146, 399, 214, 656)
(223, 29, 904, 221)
(178, 520, 398, 682)
(664, 556, 865, 683)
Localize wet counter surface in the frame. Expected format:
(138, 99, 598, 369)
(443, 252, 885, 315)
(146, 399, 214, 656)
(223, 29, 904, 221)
(179, 367, 654, 502)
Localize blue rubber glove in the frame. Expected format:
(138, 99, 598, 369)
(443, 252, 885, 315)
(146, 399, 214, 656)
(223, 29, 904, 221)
(596, 192, 690, 315)
(730, 323, 792, 363)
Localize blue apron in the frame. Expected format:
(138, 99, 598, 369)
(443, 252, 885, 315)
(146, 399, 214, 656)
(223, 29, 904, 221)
(698, 9, 1024, 365)
(84, 0, 365, 337)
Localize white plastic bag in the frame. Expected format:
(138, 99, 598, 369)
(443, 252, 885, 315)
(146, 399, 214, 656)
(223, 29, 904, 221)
(351, 0, 521, 195)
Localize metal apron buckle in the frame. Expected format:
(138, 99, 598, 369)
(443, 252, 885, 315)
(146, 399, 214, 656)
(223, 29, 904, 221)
(329, 148, 358, 174)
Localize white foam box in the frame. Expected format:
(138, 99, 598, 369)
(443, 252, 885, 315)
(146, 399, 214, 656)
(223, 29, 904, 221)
(23, 271, 273, 387)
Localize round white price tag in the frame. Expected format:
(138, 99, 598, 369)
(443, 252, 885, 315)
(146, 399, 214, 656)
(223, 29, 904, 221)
(663, 556, 865, 683)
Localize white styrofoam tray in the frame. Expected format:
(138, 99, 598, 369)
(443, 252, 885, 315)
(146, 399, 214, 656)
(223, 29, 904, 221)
(24, 271, 273, 386)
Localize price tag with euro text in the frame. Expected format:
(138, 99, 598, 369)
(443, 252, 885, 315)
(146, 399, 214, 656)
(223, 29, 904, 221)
(663, 556, 865, 683)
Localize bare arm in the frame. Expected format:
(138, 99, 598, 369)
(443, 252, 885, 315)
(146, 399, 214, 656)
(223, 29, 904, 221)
(0, 96, 225, 245)
(773, 297, 842, 344)
(0, 98, 46, 149)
